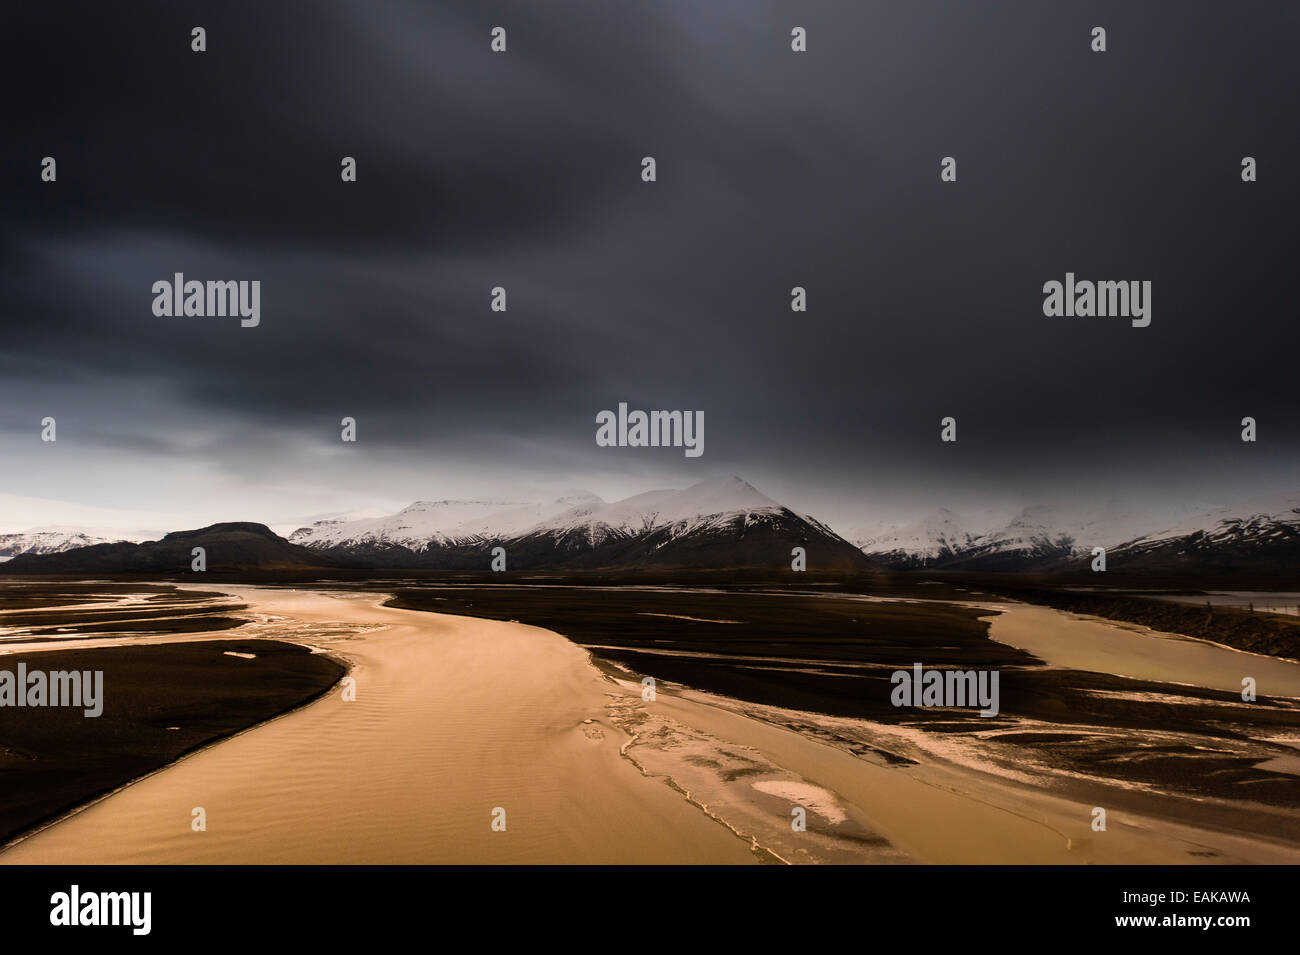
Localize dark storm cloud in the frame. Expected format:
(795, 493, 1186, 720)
(2, 0, 1297, 524)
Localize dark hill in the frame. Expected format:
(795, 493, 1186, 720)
(4, 523, 338, 574)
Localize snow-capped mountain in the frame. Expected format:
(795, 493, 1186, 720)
(268, 506, 393, 538)
(5, 523, 340, 574)
(1119, 494, 1300, 548)
(1105, 494, 1300, 576)
(856, 500, 1217, 572)
(852, 508, 984, 568)
(289, 494, 602, 553)
(292, 477, 871, 572)
(938, 504, 1151, 571)
(12, 484, 1295, 578)
(0, 528, 114, 562)
(522, 478, 794, 541)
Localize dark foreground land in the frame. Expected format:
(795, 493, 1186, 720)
(0, 639, 345, 847)
(388, 584, 1300, 814)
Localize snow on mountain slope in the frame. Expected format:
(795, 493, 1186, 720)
(1116, 494, 1300, 551)
(446, 494, 608, 541)
(0, 528, 114, 561)
(531, 477, 789, 542)
(268, 507, 393, 539)
(289, 494, 602, 551)
(502, 476, 869, 570)
(292, 478, 797, 553)
(852, 508, 982, 564)
(972, 505, 1093, 558)
(856, 500, 1212, 569)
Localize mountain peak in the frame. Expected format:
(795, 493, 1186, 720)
(401, 499, 526, 513)
(281, 476, 871, 571)
(675, 476, 779, 511)
(161, 522, 280, 541)
(6, 521, 333, 573)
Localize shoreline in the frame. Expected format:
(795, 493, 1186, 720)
(1, 587, 761, 864)
(977, 600, 1300, 699)
(0, 659, 352, 854)
(0, 637, 350, 851)
(4, 583, 1299, 864)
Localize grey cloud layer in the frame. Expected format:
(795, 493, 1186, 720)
(3, 0, 1297, 523)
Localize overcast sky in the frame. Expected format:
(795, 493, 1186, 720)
(3, 0, 1297, 536)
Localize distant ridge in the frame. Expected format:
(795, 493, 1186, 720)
(291, 476, 873, 572)
(1106, 496, 1300, 577)
(3, 480, 874, 575)
(0, 528, 113, 561)
(4, 522, 337, 573)
(854, 494, 1300, 578)
(10, 486, 1297, 579)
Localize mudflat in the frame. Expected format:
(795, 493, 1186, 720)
(0, 638, 345, 846)
(1, 587, 760, 864)
(4, 583, 1300, 864)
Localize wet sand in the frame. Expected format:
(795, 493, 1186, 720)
(1, 588, 758, 864)
(0, 639, 345, 845)
(979, 601, 1300, 698)
(4, 586, 1298, 865)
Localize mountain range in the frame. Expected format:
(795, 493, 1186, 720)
(3, 523, 334, 574)
(288, 476, 870, 571)
(854, 495, 1300, 577)
(0, 528, 113, 562)
(4, 478, 871, 575)
(3, 479, 1295, 579)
